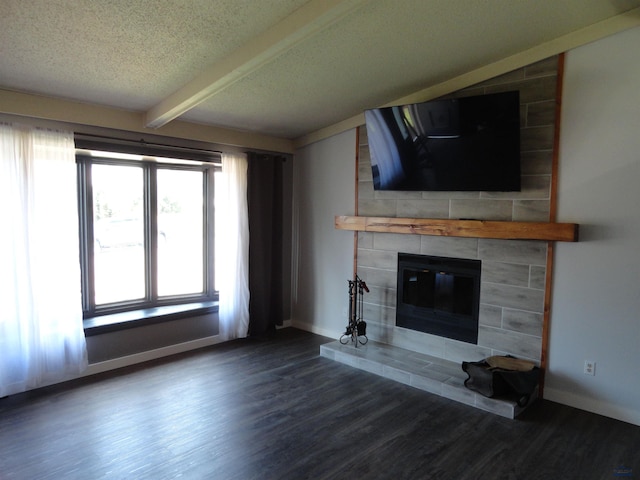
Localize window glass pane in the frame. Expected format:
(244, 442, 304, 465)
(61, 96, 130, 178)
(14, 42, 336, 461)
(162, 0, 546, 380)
(92, 164, 145, 304)
(157, 169, 204, 296)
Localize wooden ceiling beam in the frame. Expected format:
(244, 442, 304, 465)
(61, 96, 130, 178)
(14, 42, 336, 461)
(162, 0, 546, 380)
(145, 0, 369, 129)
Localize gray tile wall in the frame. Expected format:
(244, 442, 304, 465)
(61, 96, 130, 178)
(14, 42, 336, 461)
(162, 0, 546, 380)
(356, 56, 558, 364)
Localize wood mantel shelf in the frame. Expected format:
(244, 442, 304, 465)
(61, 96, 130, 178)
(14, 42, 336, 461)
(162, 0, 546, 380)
(335, 216, 579, 242)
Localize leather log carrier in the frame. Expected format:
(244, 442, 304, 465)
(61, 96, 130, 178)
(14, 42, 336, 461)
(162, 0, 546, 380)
(462, 355, 540, 407)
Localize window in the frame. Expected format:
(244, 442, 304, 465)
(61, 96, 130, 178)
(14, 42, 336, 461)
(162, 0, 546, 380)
(77, 146, 220, 318)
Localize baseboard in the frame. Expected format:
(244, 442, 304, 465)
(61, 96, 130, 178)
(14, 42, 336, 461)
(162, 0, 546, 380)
(291, 320, 337, 340)
(277, 319, 292, 329)
(85, 324, 296, 378)
(544, 387, 640, 426)
(84, 335, 225, 377)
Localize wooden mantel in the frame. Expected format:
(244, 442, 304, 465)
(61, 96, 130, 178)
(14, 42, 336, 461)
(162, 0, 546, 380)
(335, 216, 579, 242)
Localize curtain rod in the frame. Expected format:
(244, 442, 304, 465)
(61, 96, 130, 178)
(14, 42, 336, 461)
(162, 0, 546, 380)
(75, 133, 292, 160)
(74, 132, 223, 155)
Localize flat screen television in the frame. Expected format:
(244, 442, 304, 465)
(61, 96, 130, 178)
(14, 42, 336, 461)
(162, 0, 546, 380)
(365, 91, 521, 192)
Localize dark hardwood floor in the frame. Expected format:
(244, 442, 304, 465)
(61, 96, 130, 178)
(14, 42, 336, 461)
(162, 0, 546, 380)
(1, 328, 638, 479)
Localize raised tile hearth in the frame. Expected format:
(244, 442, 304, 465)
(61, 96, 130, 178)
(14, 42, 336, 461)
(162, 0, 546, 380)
(320, 339, 537, 419)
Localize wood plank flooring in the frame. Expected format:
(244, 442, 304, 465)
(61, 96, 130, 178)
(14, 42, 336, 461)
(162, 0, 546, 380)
(1, 328, 638, 479)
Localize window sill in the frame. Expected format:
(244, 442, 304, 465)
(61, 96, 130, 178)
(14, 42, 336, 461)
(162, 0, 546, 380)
(83, 301, 218, 337)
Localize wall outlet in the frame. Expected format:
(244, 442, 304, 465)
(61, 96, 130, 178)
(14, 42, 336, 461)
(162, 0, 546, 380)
(584, 360, 596, 376)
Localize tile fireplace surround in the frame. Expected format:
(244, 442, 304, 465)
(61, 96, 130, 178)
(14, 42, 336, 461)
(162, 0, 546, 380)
(322, 56, 574, 417)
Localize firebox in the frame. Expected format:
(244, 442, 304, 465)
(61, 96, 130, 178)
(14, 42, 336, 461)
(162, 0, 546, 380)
(396, 253, 481, 344)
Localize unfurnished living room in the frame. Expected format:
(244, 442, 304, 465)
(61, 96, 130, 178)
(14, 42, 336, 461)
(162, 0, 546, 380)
(1, 1, 640, 479)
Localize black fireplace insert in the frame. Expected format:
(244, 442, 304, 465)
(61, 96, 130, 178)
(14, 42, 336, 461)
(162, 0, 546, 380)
(396, 253, 480, 344)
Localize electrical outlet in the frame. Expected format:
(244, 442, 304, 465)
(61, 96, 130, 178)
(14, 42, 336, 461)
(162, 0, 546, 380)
(584, 360, 596, 376)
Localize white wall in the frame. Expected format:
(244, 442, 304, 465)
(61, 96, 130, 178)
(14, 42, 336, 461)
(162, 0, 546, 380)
(546, 26, 640, 425)
(291, 129, 356, 337)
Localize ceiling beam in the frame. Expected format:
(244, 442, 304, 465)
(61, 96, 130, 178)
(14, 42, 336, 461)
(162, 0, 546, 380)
(145, 0, 369, 129)
(293, 6, 640, 149)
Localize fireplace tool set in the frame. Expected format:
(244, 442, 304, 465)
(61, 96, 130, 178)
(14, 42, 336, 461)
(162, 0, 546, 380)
(340, 275, 368, 347)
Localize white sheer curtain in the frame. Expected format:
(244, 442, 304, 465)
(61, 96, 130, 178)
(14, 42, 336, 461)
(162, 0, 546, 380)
(215, 152, 250, 341)
(0, 123, 88, 397)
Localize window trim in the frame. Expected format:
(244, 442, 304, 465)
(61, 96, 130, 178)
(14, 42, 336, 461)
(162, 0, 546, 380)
(76, 149, 220, 320)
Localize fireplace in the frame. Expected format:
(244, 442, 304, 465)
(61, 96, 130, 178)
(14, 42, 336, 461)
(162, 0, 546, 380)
(396, 253, 481, 344)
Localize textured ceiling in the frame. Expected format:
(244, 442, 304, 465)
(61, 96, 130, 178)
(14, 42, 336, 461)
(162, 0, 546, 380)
(1, 0, 640, 141)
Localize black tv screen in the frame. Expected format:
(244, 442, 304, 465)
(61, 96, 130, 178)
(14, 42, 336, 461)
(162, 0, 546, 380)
(365, 91, 521, 192)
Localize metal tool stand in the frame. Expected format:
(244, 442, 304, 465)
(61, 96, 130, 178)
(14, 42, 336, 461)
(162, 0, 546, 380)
(340, 275, 368, 347)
